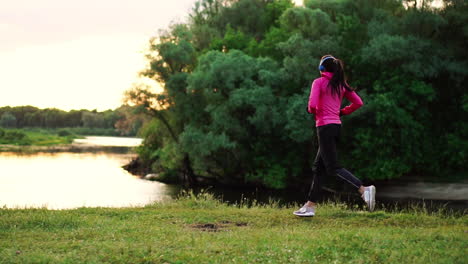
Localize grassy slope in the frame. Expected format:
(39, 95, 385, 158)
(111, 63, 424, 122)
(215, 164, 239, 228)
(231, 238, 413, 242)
(0, 129, 76, 146)
(0, 127, 122, 147)
(20, 130, 75, 146)
(0, 194, 466, 264)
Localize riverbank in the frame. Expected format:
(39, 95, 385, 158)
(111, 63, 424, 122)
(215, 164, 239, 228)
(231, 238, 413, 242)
(0, 128, 77, 146)
(0, 143, 136, 154)
(1, 193, 466, 264)
(0, 127, 136, 148)
(132, 160, 468, 208)
(0, 134, 142, 154)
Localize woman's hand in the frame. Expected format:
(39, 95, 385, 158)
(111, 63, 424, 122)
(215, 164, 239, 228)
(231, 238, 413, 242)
(306, 106, 316, 114)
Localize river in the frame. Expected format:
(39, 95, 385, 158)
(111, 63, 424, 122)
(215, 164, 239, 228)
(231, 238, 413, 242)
(1, 136, 466, 212)
(0, 136, 181, 209)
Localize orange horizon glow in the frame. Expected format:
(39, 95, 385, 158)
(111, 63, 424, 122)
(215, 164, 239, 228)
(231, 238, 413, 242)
(0, 0, 303, 111)
(0, 0, 197, 111)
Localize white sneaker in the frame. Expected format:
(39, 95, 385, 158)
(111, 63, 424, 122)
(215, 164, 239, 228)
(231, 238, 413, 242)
(362, 185, 376, 212)
(293, 205, 315, 217)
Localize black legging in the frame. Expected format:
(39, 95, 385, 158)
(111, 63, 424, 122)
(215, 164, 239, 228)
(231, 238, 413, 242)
(307, 124, 362, 202)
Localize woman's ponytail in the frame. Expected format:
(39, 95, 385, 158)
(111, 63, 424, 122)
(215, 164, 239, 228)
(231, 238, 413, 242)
(320, 55, 354, 97)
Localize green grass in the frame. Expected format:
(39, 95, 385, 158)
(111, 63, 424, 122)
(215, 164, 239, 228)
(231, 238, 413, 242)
(21, 131, 76, 146)
(0, 128, 78, 146)
(0, 127, 125, 147)
(0, 192, 466, 264)
(23, 127, 122, 137)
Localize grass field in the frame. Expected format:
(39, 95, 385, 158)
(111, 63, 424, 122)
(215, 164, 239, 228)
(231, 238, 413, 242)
(0, 192, 466, 264)
(0, 127, 124, 147)
(0, 128, 77, 146)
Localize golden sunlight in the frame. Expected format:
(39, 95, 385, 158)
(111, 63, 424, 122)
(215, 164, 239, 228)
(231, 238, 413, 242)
(0, 0, 197, 111)
(0, 34, 148, 111)
(293, 0, 303, 6)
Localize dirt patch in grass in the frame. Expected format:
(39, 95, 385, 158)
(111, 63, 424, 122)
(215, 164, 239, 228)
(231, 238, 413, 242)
(190, 221, 248, 232)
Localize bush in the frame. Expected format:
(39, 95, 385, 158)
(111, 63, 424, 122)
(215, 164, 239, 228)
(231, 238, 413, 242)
(0, 130, 32, 145)
(4, 130, 26, 141)
(57, 129, 72, 137)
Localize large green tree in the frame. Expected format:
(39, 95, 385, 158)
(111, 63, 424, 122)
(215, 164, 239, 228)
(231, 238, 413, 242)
(129, 0, 467, 188)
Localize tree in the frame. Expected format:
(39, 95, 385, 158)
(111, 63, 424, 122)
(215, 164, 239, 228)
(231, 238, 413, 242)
(126, 24, 199, 185)
(0, 112, 17, 128)
(114, 105, 149, 136)
(128, 0, 468, 189)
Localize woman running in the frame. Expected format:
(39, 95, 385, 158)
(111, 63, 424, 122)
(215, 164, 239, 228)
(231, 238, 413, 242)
(294, 55, 376, 217)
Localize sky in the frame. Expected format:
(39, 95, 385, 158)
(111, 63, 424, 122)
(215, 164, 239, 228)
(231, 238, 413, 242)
(0, 0, 442, 111)
(0, 0, 303, 111)
(0, 0, 199, 111)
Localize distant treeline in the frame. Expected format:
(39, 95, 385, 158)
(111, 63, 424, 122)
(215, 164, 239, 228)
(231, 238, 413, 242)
(0, 105, 149, 136)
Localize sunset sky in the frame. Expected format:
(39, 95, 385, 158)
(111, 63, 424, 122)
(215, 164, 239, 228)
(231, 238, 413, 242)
(0, 0, 198, 111)
(0, 0, 302, 111)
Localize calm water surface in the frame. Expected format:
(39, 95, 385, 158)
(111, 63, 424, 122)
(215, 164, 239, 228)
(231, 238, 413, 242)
(73, 136, 143, 147)
(0, 137, 179, 209)
(1, 137, 465, 212)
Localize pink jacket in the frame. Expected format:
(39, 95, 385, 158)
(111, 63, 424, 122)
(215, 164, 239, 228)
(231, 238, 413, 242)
(308, 72, 363, 127)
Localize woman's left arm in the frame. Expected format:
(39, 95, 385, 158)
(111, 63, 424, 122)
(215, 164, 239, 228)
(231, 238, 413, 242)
(340, 90, 363, 116)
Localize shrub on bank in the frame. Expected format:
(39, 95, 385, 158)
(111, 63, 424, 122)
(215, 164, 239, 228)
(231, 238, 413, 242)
(0, 128, 77, 146)
(0, 129, 31, 145)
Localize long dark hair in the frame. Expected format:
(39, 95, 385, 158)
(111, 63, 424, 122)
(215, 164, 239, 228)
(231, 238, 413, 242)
(320, 55, 354, 97)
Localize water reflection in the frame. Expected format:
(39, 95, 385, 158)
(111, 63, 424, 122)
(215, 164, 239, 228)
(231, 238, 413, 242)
(73, 136, 143, 147)
(1, 136, 465, 213)
(0, 152, 179, 209)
